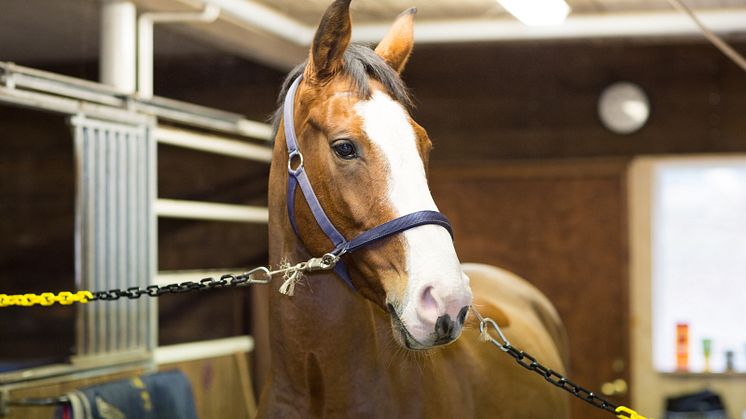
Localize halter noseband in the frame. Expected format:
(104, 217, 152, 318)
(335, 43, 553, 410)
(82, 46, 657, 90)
(283, 75, 453, 290)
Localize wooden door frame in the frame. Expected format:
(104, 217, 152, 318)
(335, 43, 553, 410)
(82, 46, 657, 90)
(628, 155, 746, 418)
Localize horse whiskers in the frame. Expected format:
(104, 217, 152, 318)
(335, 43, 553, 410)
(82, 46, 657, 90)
(374, 319, 421, 369)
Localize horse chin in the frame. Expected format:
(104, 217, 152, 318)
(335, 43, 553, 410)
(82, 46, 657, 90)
(386, 303, 459, 351)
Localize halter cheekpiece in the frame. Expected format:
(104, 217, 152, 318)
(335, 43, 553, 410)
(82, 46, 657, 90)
(283, 75, 454, 290)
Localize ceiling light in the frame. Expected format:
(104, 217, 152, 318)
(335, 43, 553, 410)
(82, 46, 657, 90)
(497, 0, 571, 26)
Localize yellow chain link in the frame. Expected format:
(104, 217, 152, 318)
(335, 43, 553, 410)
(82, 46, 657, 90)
(0, 291, 93, 307)
(617, 406, 654, 419)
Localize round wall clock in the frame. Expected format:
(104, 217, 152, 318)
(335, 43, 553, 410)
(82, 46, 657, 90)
(598, 81, 650, 135)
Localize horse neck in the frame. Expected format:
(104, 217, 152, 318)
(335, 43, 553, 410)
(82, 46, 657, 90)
(264, 137, 456, 416)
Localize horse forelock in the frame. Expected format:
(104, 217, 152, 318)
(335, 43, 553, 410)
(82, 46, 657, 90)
(270, 43, 413, 142)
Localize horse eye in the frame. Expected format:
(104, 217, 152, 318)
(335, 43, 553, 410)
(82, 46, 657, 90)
(332, 140, 358, 160)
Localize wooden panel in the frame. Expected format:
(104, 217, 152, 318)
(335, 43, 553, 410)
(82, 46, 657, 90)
(431, 159, 630, 419)
(158, 287, 250, 346)
(159, 353, 256, 419)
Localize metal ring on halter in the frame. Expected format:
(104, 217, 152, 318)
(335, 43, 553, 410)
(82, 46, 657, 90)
(288, 150, 304, 175)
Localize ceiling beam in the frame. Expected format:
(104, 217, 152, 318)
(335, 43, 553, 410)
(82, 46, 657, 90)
(353, 9, 746, 44)
(132, 0, 309, 69)
(132, 1, 746, 70)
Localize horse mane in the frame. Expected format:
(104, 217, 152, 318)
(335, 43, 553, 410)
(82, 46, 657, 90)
(270, 43, 414, 140)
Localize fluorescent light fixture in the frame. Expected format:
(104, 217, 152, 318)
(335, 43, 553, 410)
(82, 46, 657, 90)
(497, 0, 571, 26)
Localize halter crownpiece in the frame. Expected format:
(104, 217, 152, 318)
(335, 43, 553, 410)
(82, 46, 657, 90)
(283, 75, 454, 291)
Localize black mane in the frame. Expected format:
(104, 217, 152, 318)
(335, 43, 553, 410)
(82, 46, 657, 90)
(270, 43, 413, 139)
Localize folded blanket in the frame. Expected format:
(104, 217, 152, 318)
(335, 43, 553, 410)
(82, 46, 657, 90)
(55, 370, 197, 419)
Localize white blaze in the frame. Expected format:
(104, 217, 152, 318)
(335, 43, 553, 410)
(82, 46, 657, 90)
(354, 91, 469, 341)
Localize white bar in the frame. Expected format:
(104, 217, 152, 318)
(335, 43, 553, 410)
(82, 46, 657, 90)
(137, 5, 220, 98)
(156, 126, 272, 162)
(155, 336, 254, 365)
(351, 9, 746, 44)
(133, 101, 270, 139)
(10, 73, 125, 107)
(100, 0, 136, 92)
(236, 119, 274, 141)
(155, 198, 268, 223)
(202, 0, 314, 45)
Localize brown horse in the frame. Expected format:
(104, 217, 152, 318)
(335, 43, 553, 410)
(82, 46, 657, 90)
(257, 1, 570, 417)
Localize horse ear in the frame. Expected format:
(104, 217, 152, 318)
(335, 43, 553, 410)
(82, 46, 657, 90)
(375, 8, 416, 74)
(305, 0, 352, 83)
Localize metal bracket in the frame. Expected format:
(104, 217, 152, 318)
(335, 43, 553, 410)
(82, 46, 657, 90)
(0, 63, 16, 89)
(1, 388, 10, 417)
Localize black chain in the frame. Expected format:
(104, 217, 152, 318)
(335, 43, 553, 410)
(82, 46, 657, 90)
(86, 254, 340, 302)
(474, 311, 632, 419)
(501, 344, 625, 417)
(88, 272, 257, 301)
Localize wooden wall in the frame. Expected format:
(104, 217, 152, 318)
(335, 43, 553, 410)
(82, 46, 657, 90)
(431, 160, 630, 418)
(0, 108, 75, 363)
(406, 41, 746, 161)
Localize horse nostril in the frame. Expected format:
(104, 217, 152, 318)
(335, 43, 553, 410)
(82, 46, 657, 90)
(417, 286, 440, 324)
(457, 306, 468, 326)
(435, 314, 454, 340)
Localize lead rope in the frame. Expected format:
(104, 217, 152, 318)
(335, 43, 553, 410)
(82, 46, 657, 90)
(277, 253, 340, 296)
(470, 306, 653, 419)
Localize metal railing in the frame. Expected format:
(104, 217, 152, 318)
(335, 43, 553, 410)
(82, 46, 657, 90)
(0, 61, 271, 390)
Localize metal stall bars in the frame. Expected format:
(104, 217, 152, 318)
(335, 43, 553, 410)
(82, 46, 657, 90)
(153, 125, 271, 224)
(70, 115, 156, 366)
(143, 97, 272, 288)
(0, 62, 272, 395)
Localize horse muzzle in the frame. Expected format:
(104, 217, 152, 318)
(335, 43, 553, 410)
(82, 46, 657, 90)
(387, 301, 469, 350)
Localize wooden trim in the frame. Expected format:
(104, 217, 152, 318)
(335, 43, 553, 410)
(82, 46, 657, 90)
(154, 336, 254, 365)
(628, 156, 746, 416)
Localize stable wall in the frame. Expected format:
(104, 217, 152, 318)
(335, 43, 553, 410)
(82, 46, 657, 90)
(407, 41, 746, 161)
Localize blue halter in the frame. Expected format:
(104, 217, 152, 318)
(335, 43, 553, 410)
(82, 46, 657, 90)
(283, 75, 453, 290)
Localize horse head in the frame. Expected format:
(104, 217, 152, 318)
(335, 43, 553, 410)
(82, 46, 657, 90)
(272, 0, 472, 350)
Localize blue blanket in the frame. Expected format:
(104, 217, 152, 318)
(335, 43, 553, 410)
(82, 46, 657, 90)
(56, 370, 197, 419)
